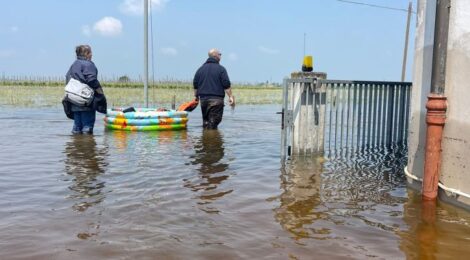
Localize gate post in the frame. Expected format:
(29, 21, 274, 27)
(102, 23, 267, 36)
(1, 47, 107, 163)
(281, 78, 289, 160)
(290, 72, 327, 155)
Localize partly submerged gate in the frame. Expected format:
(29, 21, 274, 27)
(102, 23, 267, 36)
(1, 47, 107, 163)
(281, 79, 412, 159)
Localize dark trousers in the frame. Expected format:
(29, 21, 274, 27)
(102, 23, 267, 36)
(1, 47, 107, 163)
(72, 111, 96, 134)
(200, 98, 224, 129)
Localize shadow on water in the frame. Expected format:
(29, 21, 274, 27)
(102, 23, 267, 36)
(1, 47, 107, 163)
(64, 135, 108, 212)
(185, 130, 232, 213)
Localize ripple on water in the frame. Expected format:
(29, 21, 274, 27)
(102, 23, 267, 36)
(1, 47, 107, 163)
(2, 106, 470, 259)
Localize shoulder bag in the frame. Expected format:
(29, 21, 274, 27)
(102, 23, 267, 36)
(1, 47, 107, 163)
(64, 78, 94, 106)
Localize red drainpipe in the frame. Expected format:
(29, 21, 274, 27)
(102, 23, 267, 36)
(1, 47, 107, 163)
(422, 0, 450, 201)
(422, 94, 447, 200)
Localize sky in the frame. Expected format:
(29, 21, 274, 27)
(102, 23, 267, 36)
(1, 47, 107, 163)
(0, 0, 417, 83)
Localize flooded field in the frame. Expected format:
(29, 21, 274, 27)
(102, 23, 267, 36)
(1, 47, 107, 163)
(1, 105, 470, 259)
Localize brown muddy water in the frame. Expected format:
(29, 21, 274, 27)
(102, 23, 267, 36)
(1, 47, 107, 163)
(1, 105, 470, 259)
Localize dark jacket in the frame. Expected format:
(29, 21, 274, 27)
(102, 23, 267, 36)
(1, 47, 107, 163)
(93, 94, 107, 114)
(193, 57, 231, 99)
(66, 56, 102, 90)
(65, 56, 104, 112)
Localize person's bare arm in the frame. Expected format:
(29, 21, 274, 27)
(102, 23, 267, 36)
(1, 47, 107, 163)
(225, 88, 235, 107)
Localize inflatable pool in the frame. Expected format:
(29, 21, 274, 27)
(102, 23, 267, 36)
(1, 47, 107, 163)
(104, 117, 188, 126)
(105, 108, 188, 131)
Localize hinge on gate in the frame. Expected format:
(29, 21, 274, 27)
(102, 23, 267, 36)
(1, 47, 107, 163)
(276, 109, 284, 129)
(285, 109, 293, 127)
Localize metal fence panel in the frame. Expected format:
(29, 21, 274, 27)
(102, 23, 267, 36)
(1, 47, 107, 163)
(281, 79, 412, 159)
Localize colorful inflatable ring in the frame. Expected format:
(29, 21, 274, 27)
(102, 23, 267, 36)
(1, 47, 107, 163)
(105, 123, 187, 131)
(104, 116, 188, 126)
(106, 109, 188, 119)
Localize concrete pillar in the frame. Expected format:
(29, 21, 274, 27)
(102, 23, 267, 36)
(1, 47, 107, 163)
(407, 0, 437, 191)
(290, 71, 327, 155)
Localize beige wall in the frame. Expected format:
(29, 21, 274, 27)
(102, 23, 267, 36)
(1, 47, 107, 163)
(407, 0, 470, 207)
(440, 0, 470, 205)
(407, 0, 436, 189)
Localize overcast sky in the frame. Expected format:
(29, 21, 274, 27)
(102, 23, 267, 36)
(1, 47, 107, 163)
(0, 0, 417, 83)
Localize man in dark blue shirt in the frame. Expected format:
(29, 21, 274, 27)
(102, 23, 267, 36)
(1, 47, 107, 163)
(193, 48, 235, 129)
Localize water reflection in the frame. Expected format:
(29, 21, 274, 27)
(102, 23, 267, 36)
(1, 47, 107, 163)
(275, 147, 409, 242)
(398, 189, 470, 259)
(64, 135, 108, 212)
(109, 130, 133, 152)
(275, 156, 329, 239)
(185, 130, 231, 213)
(107, 129, 188, 152)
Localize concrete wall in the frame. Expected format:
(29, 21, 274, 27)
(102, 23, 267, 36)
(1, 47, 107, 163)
(407, 0, 436, 190)
(440, 0, 470, 206)
(407, 0, 470, 208)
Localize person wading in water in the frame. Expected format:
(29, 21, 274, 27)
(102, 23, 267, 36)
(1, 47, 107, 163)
(193, 48, 235, 129)
(65, 45, 105, 134)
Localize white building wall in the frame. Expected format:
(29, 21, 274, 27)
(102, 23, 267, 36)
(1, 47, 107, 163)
(407, 0, 470, 207)
(407, 0, 436, 189)
(439, 0, 470, 206)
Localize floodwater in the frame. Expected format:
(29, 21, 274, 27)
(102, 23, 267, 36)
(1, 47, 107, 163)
(1, 105, 470, 259)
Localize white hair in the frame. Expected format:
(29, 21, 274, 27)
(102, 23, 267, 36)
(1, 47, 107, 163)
(208, 48, 220, 58)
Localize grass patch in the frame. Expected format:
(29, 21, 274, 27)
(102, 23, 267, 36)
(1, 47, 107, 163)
(0, 83, 282, 107)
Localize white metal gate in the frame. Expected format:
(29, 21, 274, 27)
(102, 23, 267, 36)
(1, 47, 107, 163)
(281, 79, 412, 159)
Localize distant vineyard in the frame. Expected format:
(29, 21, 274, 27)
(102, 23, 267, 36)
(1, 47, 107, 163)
(0, 75, 283, 107)
(0, 75, 281, 89)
